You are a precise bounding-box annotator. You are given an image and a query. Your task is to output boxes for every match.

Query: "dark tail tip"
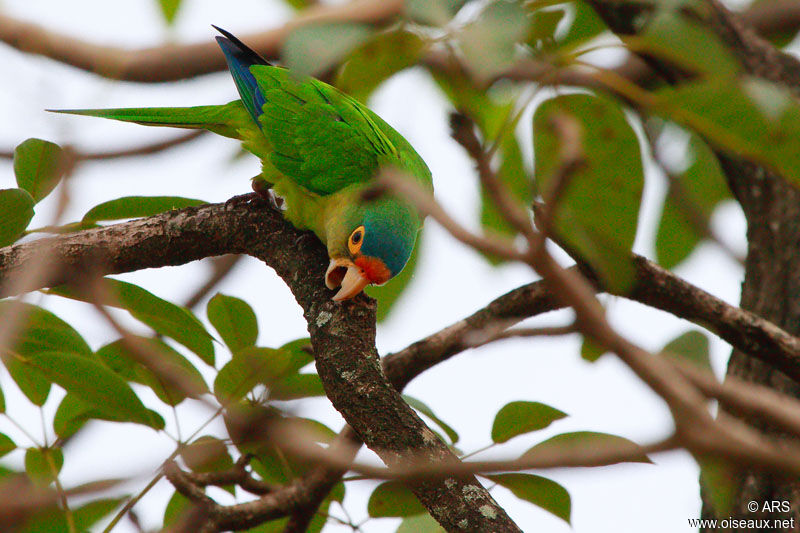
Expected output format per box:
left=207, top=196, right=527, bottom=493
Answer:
left=212, top=25, right=270, bottom=66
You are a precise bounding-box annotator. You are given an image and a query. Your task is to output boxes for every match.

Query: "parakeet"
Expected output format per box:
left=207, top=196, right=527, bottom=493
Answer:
left=53, top=27, right=433, bottom=301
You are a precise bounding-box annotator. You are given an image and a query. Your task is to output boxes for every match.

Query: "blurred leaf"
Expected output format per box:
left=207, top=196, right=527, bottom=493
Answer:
left=404, top=394, right=459, bottom=444
left=163, top=491, right=192, bottom=528
left=284, top=22, right=373, bottom=77
left=245, top=518, right=290, bottom=533
left=28, top=351, right=153, bottom=426
left=487, top=473, right=571, bottom=523
left=0, top=433, right=16, bottom=458
left=0, top=384, right=5, bottom=413
left=397, top=513, right=446, bottom=532
left=480, top=132, right=530, bottom=253
left=268, top=373, right=325, bottom=400
left=654, top=77, right=800, bottom=188
left=158, top=0, right=181, bottom=25
left=368, top=480, right=426, bottom=517
left=54, top=394, right=164, bottom=438
left=97, top=337, right=208, bottom=406
left=19, top=497, right=124, bottom=533
left=81, top=196, right=205, bottom=224
left=534, top=93, right=643, bottom=292
left=207, top=293, right=259, bottom=353
left=526, top=8, right=565, bottom=50
left=558, top=0, right=606, bottom=49
left=50, top=278, right=215, bottom=365
left=181, top=436, right=235, bottom=492
left=337, top=29, right=427, bottom=102
left=655, top=132, right=730, bottom=269
left=0, top=188, right=35, bottom=247
left=492, top=401, right=567, bottom=443
left=0, top=301, right=92, bottom=406
left=367, top=229, right=422, bottom=321
left=638, top=10, right=739, bottom=78
left=25, top=447, right=63, bottom=486
left=459, top=0, right=529, bottom=80
left=13, top=139, right=66, bottom=203
left=214, top=346, right=293, bottom=402
left=659, top=330, right=711, bottom=372
left=524, top=431, right=652, bottom=464
left=405, top=0, right=469, bottom=26
left=432, top=71, right=529, bottom=263
left=699, top=455, right=738, bottom=517
left=580, top=336, right=607, bottom=362
left=283, top=0, right=312, bottom=9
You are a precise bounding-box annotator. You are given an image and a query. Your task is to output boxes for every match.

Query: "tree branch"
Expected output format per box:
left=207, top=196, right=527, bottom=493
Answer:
left=0, top=0, right=403, bottom=82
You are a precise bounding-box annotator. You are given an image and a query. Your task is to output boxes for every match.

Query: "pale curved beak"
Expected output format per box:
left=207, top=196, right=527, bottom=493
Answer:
left=325, top=258, right=370, bottom=301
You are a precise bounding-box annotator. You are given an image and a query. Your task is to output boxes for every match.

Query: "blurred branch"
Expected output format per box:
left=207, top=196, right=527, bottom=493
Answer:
left=183, top=255, right=241, bottom=310
left=0, top=131, right=205, bottom=162
left=0, top=0, right=403, bottom=82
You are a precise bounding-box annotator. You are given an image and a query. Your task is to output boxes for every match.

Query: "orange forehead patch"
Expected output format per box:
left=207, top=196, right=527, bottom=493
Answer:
left=354, top=256, right=391, bottom=285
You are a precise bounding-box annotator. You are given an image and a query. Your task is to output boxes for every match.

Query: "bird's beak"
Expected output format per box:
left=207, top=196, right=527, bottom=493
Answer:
left=325, top=258, right=370, bottom=301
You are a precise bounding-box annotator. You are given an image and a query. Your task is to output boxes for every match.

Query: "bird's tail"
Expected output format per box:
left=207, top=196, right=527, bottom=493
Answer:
left=48, top=101, right=251, bottom=140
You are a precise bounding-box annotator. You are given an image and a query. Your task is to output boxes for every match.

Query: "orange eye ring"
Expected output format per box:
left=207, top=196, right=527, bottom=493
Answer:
left=348, top=225, right=365, bottom=255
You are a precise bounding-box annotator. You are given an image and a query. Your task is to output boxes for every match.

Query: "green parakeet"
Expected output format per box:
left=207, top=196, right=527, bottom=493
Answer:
left=53, top=27, right=433, bottom=301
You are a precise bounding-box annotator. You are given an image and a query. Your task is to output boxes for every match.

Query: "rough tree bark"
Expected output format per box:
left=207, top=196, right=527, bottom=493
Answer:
left=585, top=0, right=800, bottom=528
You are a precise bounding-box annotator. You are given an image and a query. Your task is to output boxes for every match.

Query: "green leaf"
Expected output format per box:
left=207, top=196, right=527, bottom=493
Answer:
left=659, top=330, right=711, bottom=372
left=81, top=195, right=205, bottom=223
left=487, top=473, right=571, bottom=524
left=403, top=395, right=459, bottom=444
left=638, top=10, right=740, bottom=78
left=0, top=188, right=35, bottom=247
left=27, top=351, right=154, bottom=426
left=336, top=29, right=426, bottom=102
left=698, top=455, right=738, bottom=518
left=655, top=131, right=730, bottom=269
left=158, top=0, right=181, bottom=25
left=0, top=301, right=92, bottom=406
left=432, top=70, right=530, bottom=263
left=97, top=337, right=208, bottom=406
left=368, top=480, right=425, bottom=517
left=181, top=436, right=235, bottom=493
left=534, top=93, right=644, bottom=292
left=557, top=0, right=606, bottom=49
left=405, top=0, right=469, bottom=26
left=459, top=0, right=530, bottom=80
left=397, top=513, right=446, bottom=533
left=284, top=22, right=373, bottom=77
left=367, top=229, right=423, bottom=321
left=50, top=278, right=215, bottom=365
left=492, top=401, right=567, bottom=443
left=524, top=431, right=652, bottom=464
left=163, top=491, right=192, bottom=528
left=283, top=0, right=312, bottom=9
left=580, top=336, right=606, bottom=363
left=653, top=77, right=800, bottom=188
left=0, top=383, right=5, bottom=413
left=0, top=432, right=16, bottom=458
left=25, top=447, right=63, bottom=486
left=214, top=347, right=292, bottom=402
left=268, top=373, right=325, bottom=400
left=526, top=8, right=566, bottom=50
left=207, top=293, right=259, bottom=353
left=19, top=497, right=125, bottom=533
left=54, top=394, right=164, bottom=438
left=13, top=139, right=66, bottom=203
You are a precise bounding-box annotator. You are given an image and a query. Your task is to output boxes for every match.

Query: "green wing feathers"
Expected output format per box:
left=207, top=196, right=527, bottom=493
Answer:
left=49, top=101, right=252, bottom=140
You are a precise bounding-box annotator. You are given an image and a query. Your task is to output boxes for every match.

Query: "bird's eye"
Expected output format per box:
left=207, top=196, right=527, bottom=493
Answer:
left=348, top=225, right=365, bottom=255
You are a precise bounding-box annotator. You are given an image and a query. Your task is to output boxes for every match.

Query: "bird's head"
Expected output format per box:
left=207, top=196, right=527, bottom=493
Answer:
left=325, top=199, right=419, bottom=301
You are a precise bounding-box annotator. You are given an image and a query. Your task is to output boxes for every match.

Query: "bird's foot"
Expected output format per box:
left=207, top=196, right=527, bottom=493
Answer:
left=252, top=179, right=285, bottom=212
left=224, top=192, right=261, bottom=210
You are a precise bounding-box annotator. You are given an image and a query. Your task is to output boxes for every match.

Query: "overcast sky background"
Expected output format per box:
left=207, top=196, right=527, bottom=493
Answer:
left=0, top=1, right=751, bottom=531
